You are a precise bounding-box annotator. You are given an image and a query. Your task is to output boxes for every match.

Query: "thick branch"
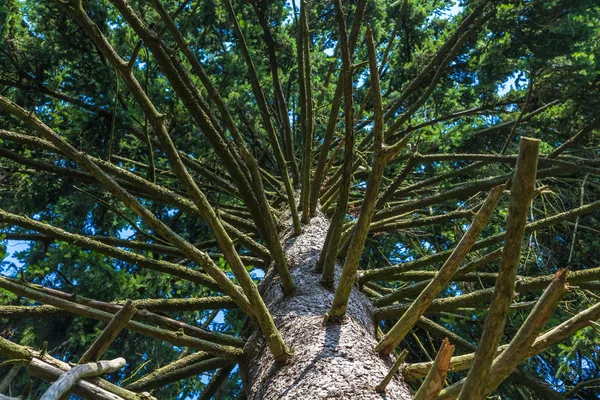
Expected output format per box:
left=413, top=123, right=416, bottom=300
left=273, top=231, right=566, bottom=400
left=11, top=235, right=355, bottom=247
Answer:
left=40, top=358, right=126, bottom=400
left=0, top=337, right=150, bottom=400
left=459, top=137, right=540, bottom=400
left=78, top=300, right=137, bottom=363
left=126, top=351, right=233, bottom=392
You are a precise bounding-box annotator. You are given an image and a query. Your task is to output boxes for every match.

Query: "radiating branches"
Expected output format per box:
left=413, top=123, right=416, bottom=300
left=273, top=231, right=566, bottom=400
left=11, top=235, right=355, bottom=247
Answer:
left=328, top=27, right=398, bottom=319
left=251, top=0, right=300, bottom=185
left=0, top=0, right=597, bottom=397
left=0, top=191, right=221, bottom=293
left=146, top=0, right=289, bottom=266
left=362, top=194, right=600, bottom=285
left=51, top=0, right=294, bottom=361
left=308, top=0, right=368, bottom=217
left=0, top=92, right=289, bottom=360
left=404, top=298, right=600, bottom=385
left=459, top=137, right=540, bottom=400
left=223, top=0, right=301, bottom=236
left=374, top=184, right=505, bottom=354
left=68, top=0, right=278, bottom=273
left=0, top=281, right=239, bottom=345
left=312, top=4, right=495, bottom=226
left=317, top=0, right=355, bottom=289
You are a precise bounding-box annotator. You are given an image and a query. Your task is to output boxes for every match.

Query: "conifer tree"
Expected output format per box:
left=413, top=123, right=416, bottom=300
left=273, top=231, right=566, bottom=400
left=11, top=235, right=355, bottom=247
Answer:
left=0, top=0, right=599, bottom=398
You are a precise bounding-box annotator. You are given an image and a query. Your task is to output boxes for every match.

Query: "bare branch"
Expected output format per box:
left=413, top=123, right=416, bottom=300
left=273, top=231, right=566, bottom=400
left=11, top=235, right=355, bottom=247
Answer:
left=79, top=300, right=137, bottom=364
left=375, top=348, right=408, bottom=393
left=126, top=351, right=234, bottom=392
left=413, top=338, right=455, bottom=400
left=328, top=26, right=390, bottom=318
left=40, top=358, right=126, bottom=400
left=459, top=138, right=540, bottom=400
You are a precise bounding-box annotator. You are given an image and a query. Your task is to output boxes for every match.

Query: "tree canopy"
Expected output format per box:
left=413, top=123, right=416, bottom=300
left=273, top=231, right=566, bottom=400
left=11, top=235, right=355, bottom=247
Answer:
left=0, top=0, right=599, bottom=399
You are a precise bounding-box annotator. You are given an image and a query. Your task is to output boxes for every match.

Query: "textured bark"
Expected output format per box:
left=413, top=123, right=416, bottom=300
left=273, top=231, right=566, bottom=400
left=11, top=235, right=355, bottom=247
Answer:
left=243, top=210, right=412, bottom=399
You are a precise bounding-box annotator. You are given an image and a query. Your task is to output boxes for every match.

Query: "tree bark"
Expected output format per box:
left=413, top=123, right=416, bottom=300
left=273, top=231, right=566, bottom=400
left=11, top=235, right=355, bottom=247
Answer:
left=243, top=210, right=412, bottom=399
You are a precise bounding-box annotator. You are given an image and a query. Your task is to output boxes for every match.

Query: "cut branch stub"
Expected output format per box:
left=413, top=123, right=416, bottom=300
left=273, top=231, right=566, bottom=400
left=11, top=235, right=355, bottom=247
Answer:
left=413, top=338, right=455, bottom=400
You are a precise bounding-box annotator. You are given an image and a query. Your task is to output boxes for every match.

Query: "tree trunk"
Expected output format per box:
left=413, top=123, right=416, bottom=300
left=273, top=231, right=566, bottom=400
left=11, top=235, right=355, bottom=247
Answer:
left=243, top=209, right=412, bottom=399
